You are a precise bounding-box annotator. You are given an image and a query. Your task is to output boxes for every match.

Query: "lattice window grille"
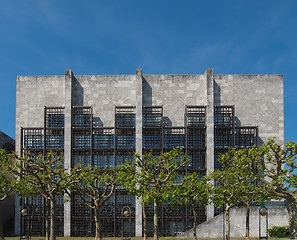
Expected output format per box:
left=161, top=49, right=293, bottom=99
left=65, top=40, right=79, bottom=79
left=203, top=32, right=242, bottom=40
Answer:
left=116, top=151, right=134, bottom=166
left=93, top=154, right=115, bottom=169
left=186, top=106, right=206, bottom=127
left=93, top=135, right=114, bottom=149
left=116, top=195, right=135, bottom=216
left=72, top=151, right=91, bottom=167
left=235, top=127, right=257, bottom=148
left=46, top=108, right=64, bottom=128
left=46, top=135, right=64, bottom=149
left=73, top=107, right=92, bottom=128
left=116, top=135, right=135, bottom=149
left=24, top=133, right=44, bottom=149
left=73, top=135, right=91, bottom=149
left=214, top=106, right=234, bottom=127
left=100, top=196, right=115, bottom=216
left=214, top=129, right=233, bottom=148
left=143, top=135, right=162, bottom=148
left=163, top=128, right=185, bottom=149
left=187, top=151, right=206, bottom=170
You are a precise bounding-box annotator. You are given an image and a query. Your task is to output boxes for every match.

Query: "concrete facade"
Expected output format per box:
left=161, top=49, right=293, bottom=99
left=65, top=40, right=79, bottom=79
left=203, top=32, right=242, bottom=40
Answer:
left=15, top=69, right=284, bottom=237
left=0, top=131, right=15, bottom=152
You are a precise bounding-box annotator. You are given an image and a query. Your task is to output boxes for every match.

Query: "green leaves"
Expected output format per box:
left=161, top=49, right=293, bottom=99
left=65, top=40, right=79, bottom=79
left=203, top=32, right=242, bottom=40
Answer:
left=119, top=148, right=188, bottom=204
left=209, top=146, right=269, bottom=209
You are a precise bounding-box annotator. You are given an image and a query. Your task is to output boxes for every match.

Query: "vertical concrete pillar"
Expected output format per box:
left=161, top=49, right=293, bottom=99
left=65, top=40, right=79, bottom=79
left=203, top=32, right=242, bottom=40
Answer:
left=64, top=70, right=73, bottom=236
left=135, top=69, right=143, bottom=236
left=205, top=69, right=215, bottom=221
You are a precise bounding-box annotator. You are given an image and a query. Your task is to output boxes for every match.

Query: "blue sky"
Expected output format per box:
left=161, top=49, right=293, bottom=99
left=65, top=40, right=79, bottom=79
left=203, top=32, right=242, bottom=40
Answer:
left=0, top=0, right=296, bottom=142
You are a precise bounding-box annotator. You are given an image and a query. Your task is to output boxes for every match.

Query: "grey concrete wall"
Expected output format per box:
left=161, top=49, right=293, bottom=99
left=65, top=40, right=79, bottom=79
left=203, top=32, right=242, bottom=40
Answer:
left=182, top=206, right=288, bottom=238
left=214, top=74, right=284, bottom=143
left=15, top=75, right=66, bottom=153
left=205, top=69, right=215, bottom=220
left=74, top=75, right=136, bottom=127
left=143, top=74, right=207, bottom=126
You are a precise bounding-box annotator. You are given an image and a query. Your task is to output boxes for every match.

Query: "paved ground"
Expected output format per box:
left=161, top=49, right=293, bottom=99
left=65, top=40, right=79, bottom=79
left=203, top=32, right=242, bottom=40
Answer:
left=2, top=237, right=293, bottom=240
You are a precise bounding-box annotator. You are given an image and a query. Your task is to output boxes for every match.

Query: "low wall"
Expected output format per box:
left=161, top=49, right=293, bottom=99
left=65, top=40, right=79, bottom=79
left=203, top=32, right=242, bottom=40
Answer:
left=182, top=206, right=288, bottom=238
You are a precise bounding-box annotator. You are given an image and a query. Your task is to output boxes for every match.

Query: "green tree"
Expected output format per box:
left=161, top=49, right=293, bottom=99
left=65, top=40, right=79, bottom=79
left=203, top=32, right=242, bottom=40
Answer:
left=217, top=147, right=270, bottom=240
left=258, top=138, right=297, bottom=239
left=119, top=148, right=188, bottom=240
left=0, top=149, right=15, bottom=240
left=70, top=166, right=117, bottom=240
left=210, top=162, right=244, bottom=240
left=3, top=152, right=77, bottom=240
left=175, top=173, right=210, bottom=240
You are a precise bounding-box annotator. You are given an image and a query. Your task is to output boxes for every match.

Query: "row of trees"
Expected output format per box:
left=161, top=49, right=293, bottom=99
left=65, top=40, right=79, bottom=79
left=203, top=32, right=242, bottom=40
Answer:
left=0, top=138, right=297, bottom=240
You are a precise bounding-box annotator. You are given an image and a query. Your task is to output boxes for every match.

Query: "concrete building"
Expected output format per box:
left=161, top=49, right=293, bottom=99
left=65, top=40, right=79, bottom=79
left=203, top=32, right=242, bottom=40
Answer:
left=0, top=131, right=15, bottom=152
left=0, top=131, right=15, bottom=236
left=15, top=69, right=284, bottom=237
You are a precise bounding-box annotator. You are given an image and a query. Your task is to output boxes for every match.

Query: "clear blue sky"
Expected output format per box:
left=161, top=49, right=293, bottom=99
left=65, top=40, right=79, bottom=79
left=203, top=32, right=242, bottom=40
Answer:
left=0, top=0, right=296, bottom=142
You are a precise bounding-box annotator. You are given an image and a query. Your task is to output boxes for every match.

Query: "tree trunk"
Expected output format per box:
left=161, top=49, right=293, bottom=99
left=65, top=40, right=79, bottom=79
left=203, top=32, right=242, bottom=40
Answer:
left=143, top=203, right=147, bottom=240
left=287, top=195, right=297, bottom=239
left=50, top=198, right=56, bottom=240
left=192, top=202, right=198, bottom=240
left=45, top=199, right=50, bottom=240
left=153, top=200, right=158, bottom=240
left=94, top=206, right=102, bottom=240
left=245, top=204, right=250, bottom=240
left=0, top=204, right=4, bottom=240
left=225, top=205, right=230, bottom=240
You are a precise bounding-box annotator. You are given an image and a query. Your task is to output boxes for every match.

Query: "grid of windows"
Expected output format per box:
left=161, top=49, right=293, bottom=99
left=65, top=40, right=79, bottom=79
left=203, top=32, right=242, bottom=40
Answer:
left=116, top=150, right=134, bottom=166
left=72, top=151, right=91, bottom=167
left=214, top=106, right=234, bottom=127
left=23, top=129, right=44, bottom=149
left=143, top=107, right=163, bottom=127
left=163, top=128, right=185, bottom=149
left=73, top=107, right=92, bottom=128
left=187, top=150, right=205, bottom=170
left=115, top=107, right=136, bottom=128
left=163, top=200, right=186, bottom=216
left=93, top=128, right=114, bottom=148
left=116, top=128, right=135, bottom=149
left=143, top=134, right=162, bottom=148
left=24, top=134, right=44, bottom=149
left=100, top=196, right=115, bottom=216
left=186, top=106, right=206, bottom=127
left=46, top=134, right=64, bottom=149
left=21, top=104, right=259, bottom=237
left=46, top=107, right=65, bottom=128
left=22, top=196, right=44, bottom=236
left=93, top=151, right=114, bottom=169
left=235, top=127, right=257, bottom=148
left=214, top=128, right=234, bottom=148
left=187, top=128, right=205, bottom=148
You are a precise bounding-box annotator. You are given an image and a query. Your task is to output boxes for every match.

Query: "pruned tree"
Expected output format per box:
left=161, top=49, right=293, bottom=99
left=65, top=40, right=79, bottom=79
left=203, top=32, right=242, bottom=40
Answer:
left=258, top=138, right=297, bottom=238
left=121, top=148, right=188, bottom=240
left=3, top=152, right=78, bottom=240
left=216, top=147, right=270, bottom=240
left=209, top=162, right=244, bottom=240
left=0, top=149, right=15, bottom=240
left=70, top=166, right=117, bottom=240
left=174, top=173, right=210, bottom=240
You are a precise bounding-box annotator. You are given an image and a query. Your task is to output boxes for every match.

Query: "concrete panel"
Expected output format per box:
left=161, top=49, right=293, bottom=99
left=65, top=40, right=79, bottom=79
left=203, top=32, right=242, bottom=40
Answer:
left=214, top=74, right=284, bottom=143
left=143, top=74, right=206, bottom=126
left=183, top=206, right=289, bottom=238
